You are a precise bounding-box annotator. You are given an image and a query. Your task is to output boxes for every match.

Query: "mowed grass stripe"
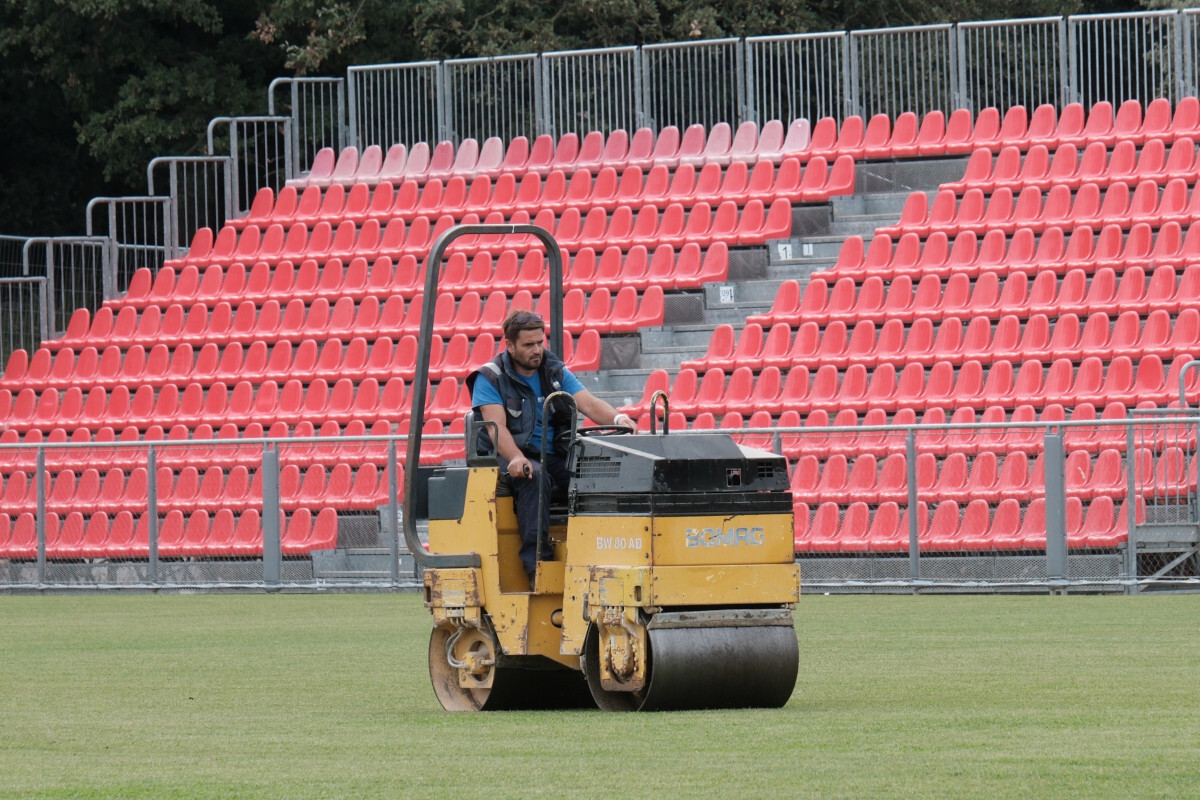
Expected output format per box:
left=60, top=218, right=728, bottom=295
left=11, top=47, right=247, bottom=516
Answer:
left=1, top=594, right=1197, bottom=799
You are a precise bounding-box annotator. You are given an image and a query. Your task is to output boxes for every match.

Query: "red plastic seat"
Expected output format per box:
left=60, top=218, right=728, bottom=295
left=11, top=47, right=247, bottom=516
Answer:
left=925, top=499, right=963, bottom=550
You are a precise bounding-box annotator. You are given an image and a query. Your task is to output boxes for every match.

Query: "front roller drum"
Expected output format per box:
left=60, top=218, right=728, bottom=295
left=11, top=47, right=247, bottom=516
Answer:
left=429, top=622, right=594, bottom=711
left=583, top=609, right=799, bottom=712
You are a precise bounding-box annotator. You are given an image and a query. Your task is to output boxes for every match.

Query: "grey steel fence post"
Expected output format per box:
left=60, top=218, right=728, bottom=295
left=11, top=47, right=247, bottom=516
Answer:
left=1058, top=17, right=1071, bottom=106
left=844, top=33, right=858, bottom=117
left=262, top=444, right=282, bottom=587
left=147, top=445, right=159, bottom=584
left=1044, top=430, right=1067, bottom=582
left=905, top=429, right=920, bottom=581
left=954, top=24, right=970, bottom=110
left=387, top=437, right=401, bottom=585
left=1173, top=10, right=1185, bottom=103
left=35, top=447, right=46, bottom=586
left=335, top=78, right=349, bottom=154
left=538, top=55, right=552, bottom=137
left=282, top=117, right=296, bottom=190
left=639, top=47, right=654, bottom=129
left=1185, top=11, right=1199, bottom=97
left=735, top=38, right=749, bottom=124
left=633, top=49, right=646, bottom=130
left=436, top=62, right=452, bottom=143
left=947, top=25, right=961, bottom=116
left=166, top=161, right=182, bottom=256
left=227, top=121, right=242, bottom=217
left=347, top=69, right=360, bottom=153
left=1124, top=422, right=1138, bottom=593
left=744, top=40, right=757, bottom=124
left=1066, top=17, right=1081, bottom=104
left=289, top=78, right=303, bottom=172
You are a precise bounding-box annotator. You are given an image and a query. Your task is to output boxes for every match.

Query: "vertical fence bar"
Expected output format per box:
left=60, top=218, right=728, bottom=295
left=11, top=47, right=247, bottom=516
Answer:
left=262, top=444, right=281, bottom=587
left=36, top=447, right=46, bottom=586
left=1183, top=10, right=1199, bottom=97
left=147, top=445, right=159, bottom=584
left=388, top=438, right=401, bottom=585
left=1125, top=423, right=1138, bottom=592
left=905, top=429, right=920, bottom=582
left=1044, top=430, right=1067, bottom=581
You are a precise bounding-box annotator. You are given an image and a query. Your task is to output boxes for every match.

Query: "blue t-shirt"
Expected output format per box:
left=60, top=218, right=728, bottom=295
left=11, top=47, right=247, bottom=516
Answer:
left=471, top=367, right=585, bottom=452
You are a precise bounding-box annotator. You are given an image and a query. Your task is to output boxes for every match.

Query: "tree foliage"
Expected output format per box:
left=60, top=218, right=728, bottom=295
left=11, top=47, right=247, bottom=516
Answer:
left=0, top=0, right=1145, bottom=236
left=0, top=0, right=279, bottom=235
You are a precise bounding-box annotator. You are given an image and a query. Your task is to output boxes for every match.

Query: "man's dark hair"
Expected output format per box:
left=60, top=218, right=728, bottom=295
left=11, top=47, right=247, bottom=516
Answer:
left=502, top=309, right=544, bottom=343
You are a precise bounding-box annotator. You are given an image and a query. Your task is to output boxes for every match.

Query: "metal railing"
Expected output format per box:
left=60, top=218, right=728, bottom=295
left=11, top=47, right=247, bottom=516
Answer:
left=85, top=196, right=174, bottom=295
left=0, top=277, right=48, bottom=367
left=849, top=24, right=957, bottom=119
left=957, top=17, right=1068, bottom=114
left=0, top=235, right=30, bottom=278
left=444, top=53, right=542, bottom=145
left=146, top=155, right=234, bottom=256
left=1069, top=11, right=1183, bottom=111
left=746, top=32, right=849, bottom=126
left=542, top=46, right=643, bottom=138
left=206, top=116, right=292, bottom=219
left=268, top=76, right=346, bottom=178
left=279, top=9, right=1200, bottom=155
left=1, top=416, right=1197, bottom=592
left=346, top=61, right=443, bottom=150
left=20, top=237, right=110, bottom=338
left=641, top=37, right=745, bottom=131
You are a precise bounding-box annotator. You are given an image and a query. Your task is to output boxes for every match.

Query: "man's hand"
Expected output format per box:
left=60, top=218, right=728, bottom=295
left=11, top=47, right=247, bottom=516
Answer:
left=613, top=412, right=636, bottom=431
left=507, top=454, right=533, bottom=479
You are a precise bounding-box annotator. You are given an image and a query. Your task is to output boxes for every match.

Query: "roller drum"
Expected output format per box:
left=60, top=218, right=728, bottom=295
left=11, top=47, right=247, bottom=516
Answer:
left=584, top=609, right=799, bottom=711
left=429, top=624, right=594, bottom=711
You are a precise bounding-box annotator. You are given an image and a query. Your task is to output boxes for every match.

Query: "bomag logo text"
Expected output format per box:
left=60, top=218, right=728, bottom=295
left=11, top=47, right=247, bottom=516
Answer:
left=685, top=527, right=765, bottom=548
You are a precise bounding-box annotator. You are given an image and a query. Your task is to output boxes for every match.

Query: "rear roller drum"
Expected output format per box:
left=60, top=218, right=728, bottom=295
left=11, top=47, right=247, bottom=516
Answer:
left=429, top=623, right=500, bottom=711
left=429, top=623, right=595, bottom=711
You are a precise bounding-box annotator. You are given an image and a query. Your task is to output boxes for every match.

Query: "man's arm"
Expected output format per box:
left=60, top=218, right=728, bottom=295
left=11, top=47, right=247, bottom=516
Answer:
left=573, top=389, right=635, bottom=430
left=477, top=403, right=535, bottom=478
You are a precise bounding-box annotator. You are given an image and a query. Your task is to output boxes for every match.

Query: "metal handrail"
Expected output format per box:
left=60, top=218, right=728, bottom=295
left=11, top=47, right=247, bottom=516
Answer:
left=1178, top=358, right=1200, bottom=408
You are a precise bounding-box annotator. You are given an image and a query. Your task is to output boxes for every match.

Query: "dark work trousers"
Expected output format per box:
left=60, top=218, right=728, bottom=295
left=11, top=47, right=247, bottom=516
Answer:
left=499, top=450, right=571, bottom=580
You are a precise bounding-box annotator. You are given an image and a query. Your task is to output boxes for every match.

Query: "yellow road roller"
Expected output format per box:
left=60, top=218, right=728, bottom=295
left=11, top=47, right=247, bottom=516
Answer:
left=402, top=224, right=801, bottom=711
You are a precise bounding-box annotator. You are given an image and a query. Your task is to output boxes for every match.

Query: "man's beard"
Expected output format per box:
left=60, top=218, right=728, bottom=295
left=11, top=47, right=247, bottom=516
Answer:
left=512, top=351, right=542, bottom=371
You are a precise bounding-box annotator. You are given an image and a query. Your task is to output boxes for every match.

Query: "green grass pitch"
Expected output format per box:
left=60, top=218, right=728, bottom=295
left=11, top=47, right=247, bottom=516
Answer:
left=2, top=593, right=1198, bottom=799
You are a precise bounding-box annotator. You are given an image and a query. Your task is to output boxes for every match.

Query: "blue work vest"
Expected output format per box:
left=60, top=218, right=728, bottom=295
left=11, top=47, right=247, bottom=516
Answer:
left=466, top=349, right=574, bottom=458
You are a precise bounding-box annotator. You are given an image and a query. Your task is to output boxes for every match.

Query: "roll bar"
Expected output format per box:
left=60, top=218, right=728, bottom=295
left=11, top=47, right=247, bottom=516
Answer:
left=403, top=224, right=564, bottom=569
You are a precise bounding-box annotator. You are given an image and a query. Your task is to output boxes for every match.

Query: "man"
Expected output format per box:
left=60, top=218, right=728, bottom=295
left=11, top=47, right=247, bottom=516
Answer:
left=467, top=309, right=635, bottom=586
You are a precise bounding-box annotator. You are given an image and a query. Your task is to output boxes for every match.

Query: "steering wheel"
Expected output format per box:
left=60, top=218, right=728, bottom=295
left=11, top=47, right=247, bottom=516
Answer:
left=576, top=424, right=634, bottom=437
